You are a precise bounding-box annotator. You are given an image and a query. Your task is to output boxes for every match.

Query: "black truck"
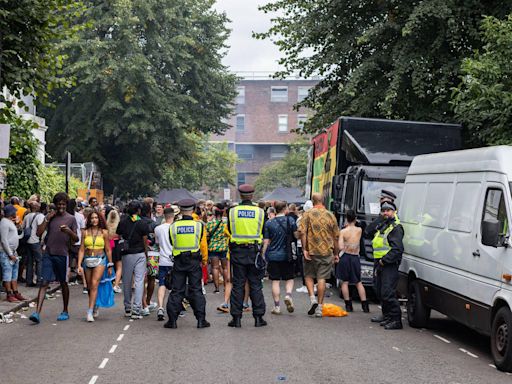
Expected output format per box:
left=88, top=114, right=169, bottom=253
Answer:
left=306, top=116, right=462, bottom=288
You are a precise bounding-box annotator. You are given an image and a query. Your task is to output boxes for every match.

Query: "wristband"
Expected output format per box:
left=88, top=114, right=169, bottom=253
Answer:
left=107, top=262, right=114, bottom=267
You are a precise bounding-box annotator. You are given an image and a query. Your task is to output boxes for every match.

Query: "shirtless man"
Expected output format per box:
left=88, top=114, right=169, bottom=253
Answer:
left=337, top=210, right=370, bottom=313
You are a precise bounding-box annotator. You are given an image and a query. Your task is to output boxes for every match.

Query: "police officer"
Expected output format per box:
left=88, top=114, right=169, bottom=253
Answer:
left=226, top=184, right=267, bottom=328
left=367, top=200, right=404, bottom=329
left=164, top=199, right=210, bottom=329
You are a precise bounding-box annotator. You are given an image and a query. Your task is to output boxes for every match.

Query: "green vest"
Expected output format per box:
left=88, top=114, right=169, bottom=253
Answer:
left=228, top=205, right=264, bottom=244
left=372, top=216, right=401, bottom=260
left=169, top=220, right=202, bottom=256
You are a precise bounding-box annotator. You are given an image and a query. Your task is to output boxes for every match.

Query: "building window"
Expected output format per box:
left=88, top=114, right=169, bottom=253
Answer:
left=270, top=146, right=288, bottom=160
left=236, top=145, right=253, bottom=160
left=236, top=86, right=245, bottom=104
left=278, top=115, right=288, bottom=132
left=236, top=115, right=245, bottom=132
left=237, top=173, right=246, bottom=186
left=297, top=114, right=308, bottom=130
left=298, top=86, right=311, bottom=102
left=271, top=86, right=288, bottom=102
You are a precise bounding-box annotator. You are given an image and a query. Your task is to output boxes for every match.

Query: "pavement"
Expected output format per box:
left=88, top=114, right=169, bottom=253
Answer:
left=0, top=282, right=61, bottom=316
left=0, top=280, right=511, bottom=384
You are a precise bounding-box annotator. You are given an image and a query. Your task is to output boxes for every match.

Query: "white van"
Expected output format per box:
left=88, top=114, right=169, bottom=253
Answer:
left=398, top=146, right=512, bottom=371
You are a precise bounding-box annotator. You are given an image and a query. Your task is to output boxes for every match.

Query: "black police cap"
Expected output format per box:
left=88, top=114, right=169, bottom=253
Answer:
left=238, top=184, right=255, bottom=194
left=177, top=199, right=196, bottom=210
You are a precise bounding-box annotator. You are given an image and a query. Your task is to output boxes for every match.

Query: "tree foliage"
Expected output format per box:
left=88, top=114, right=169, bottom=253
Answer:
left=254, top=139, right=309, bottom=197
left=452, top=14, right=512, bottom=146
left=160, top=133, right=238, bottom=194
left=256, top=1, right=512, bottom=133
left=0, top=106, right=40, bottom=198
left=37, top=164, right=86, bottom=202
left=0, top=0, right=86, bottom=103
left=42, top=0, right=237, bottom=195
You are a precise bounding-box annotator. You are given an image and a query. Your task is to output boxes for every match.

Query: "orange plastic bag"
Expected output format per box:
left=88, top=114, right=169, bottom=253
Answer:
left=322, top=303, right=348, bottom=317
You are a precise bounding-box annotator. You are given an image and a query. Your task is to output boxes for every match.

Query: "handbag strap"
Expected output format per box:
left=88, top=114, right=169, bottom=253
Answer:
left=125, top=220, right=138, bottom=242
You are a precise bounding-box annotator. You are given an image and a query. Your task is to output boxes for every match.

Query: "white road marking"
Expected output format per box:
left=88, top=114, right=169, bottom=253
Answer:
left=458, top=348, right=478, bottom=358
left=123, top=325, right=130, bottom=331
left=98, top=358, right=109, bottom=369
left=129, top=319, right=134, bottom=322
left=109, top=345, right=117, bottom=354
left=88, top=375, right=98, bottom=384
left=489, top=364, right=496, bottom=369
left=433, top=334, right=451, bottom=344
left=392, top=346, right=401, bottom=352
left=117, top=334, right=124, bottom=341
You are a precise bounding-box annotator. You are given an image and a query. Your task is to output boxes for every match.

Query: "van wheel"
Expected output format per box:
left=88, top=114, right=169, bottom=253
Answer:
left=407, top=280, right=430, bottom=328
left=491, top=307, right=512, bottom=372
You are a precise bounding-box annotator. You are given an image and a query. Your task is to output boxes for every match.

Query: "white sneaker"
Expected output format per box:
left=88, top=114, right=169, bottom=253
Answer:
left=271, top=306, right=281, bottom=315
left=295, top=286, right=308, bottom=293
left=284, top=296, right=295, bottom=313
left=141, top=307, right=150, bottom=316
left=86, top=312, right=94, bottom=322
left=113, top=285, right=122, bottom=294
left=315, top=304, right=323, bottom=318
left=148, top=302, right=158, bottom=312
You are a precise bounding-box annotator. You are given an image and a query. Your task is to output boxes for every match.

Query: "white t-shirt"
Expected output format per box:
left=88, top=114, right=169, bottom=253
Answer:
left=23, top=212, right=45, bottom=244
left=74, top=212, right=86, bottom=246
left=155, top=223, right=173, bottom=267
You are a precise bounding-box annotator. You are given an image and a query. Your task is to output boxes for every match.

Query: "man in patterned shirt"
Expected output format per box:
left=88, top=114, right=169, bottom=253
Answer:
left=206, top=204, right=231, bottom=312
left=298, top=193, right=340, bottom=318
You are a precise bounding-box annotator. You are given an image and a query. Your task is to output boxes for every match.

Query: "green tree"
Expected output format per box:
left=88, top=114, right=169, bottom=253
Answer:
left=0, top=0, right=86, bottom=103
left=256, top=1, right=512, bottom=133
left=0, top=106, right=40, bottom=198
left=254, top=139, right=309, bottom=197
left=452, top=14, right=512, bottom=146
left=160, top=133, right=238, bottom=195
left=37, top=164, right=86, bottom=202
left=42, top=0, right=237, bottom=195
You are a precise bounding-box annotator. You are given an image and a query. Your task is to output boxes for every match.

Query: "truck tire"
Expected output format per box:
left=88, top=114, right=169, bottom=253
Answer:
left=407, top=280, right=430, bottom=328
left=491, top=307, right=512, bottom=372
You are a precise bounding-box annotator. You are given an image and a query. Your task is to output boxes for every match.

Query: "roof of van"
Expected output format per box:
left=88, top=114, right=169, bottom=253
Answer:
left=408, top=146, right=512, bottom=176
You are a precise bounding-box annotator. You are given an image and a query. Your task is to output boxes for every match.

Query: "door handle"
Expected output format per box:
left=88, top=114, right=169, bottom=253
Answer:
left=472, top=250, right=480, bottom=257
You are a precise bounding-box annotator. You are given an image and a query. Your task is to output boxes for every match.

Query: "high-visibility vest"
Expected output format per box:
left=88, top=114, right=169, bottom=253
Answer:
left=169, top=220, right=202, bottom=256
left=372, top=216, right=401, bottom=260
left=228, top=205, right=264, bottom=244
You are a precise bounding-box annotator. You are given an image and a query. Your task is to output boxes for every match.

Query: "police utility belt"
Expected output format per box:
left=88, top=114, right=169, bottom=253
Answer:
left=175, top=251, right=201, bottom=257
left=230, top=241, right=260, bottom=250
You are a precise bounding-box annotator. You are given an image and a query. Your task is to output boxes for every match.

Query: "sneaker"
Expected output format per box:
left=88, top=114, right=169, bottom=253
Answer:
left=131, top=311, right=143, bottom=320
left=86, top=311, right=94, bottom=322
left=308, top=301, right=318, bottom=316
left=6, top=294, right=19, bottom=303
left=271, top=306, right=281, bottom=315
left=29, top=312, right=40, bottom=324
left=113, top=285, right=122, bottom=294
left=82, top=288, right=88, bottom=294
left=148, top=302, right=158, bottom=312
left=213, top=289, right=220, bottom=294
left=57, top=312, right=70, bottom=321
left=179, top=310, right=186, bottom=318
left=157, top=307, right=165, bottom=321
left=124, top=309, right=132, bottom=317
left=141, top=307, right=150, bottom=316
left=93, top=306, right=99, bottom=317
left=284, top=296, right=295, bottom=313
left=217, top=303, right=229, bottom=313
left=314, top=304, right=323, bottom=318
left=45, top=293, right=56, bottom=300
left=15, top=292, right=27, bottom=301
left=295, top=286, right=308, bottom=293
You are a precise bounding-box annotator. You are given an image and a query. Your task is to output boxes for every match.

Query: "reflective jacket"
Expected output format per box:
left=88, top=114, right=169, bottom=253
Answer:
left=228, top=205, right=264, bottom=245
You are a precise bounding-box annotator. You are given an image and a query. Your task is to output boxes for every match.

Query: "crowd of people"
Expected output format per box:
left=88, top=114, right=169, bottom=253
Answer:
left=0, top=184, right=404, bottom=330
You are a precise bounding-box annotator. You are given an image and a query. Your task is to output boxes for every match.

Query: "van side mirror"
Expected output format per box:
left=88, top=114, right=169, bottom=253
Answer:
left=482, top=220, right=500, bottom=247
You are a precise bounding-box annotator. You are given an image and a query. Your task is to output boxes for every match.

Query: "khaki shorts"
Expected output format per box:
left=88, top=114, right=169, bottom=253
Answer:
left=304, top=254, right=333, bottom=280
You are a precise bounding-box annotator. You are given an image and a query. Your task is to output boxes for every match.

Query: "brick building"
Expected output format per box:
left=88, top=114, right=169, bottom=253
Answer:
left=210, top=76, right=319, bottom=199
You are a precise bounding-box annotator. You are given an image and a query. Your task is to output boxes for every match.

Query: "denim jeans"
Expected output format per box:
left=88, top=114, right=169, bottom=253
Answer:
left=25, top=243, right=43, bottom=284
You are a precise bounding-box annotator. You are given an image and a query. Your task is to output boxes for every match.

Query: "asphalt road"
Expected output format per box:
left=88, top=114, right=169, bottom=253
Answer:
left=1, top=280, right=511, bottom=384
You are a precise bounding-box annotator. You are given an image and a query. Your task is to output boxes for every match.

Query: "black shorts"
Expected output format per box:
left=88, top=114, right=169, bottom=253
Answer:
left=267, top=260, right=295, bottom=281
left=112, top=240, right=122, bottom=263
left=336, top=253, right=361, bottom=284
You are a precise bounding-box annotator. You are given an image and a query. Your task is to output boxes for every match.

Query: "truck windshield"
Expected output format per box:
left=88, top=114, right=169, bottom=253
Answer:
left=358, top=180, right=403, bottom=215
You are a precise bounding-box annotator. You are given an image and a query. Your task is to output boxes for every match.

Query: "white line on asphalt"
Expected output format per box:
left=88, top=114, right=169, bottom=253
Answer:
left=129, top=319, right=134, bottom=322
left=109, top=345, right=117, bottom=354
left=392, top=346, right=401, bottom=352
left=117, top=334, right=124, bottom=341
left=88, top=376, right=98, bottom=384
left=98, top=358, right=109, bottom=369
left=489, top=364, right=496, bottom=369
left=123, top=325, right=130, bottom=331
left=458, top=348, right=478, bottom=358
left=433, top=334, right=451, bottom=344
